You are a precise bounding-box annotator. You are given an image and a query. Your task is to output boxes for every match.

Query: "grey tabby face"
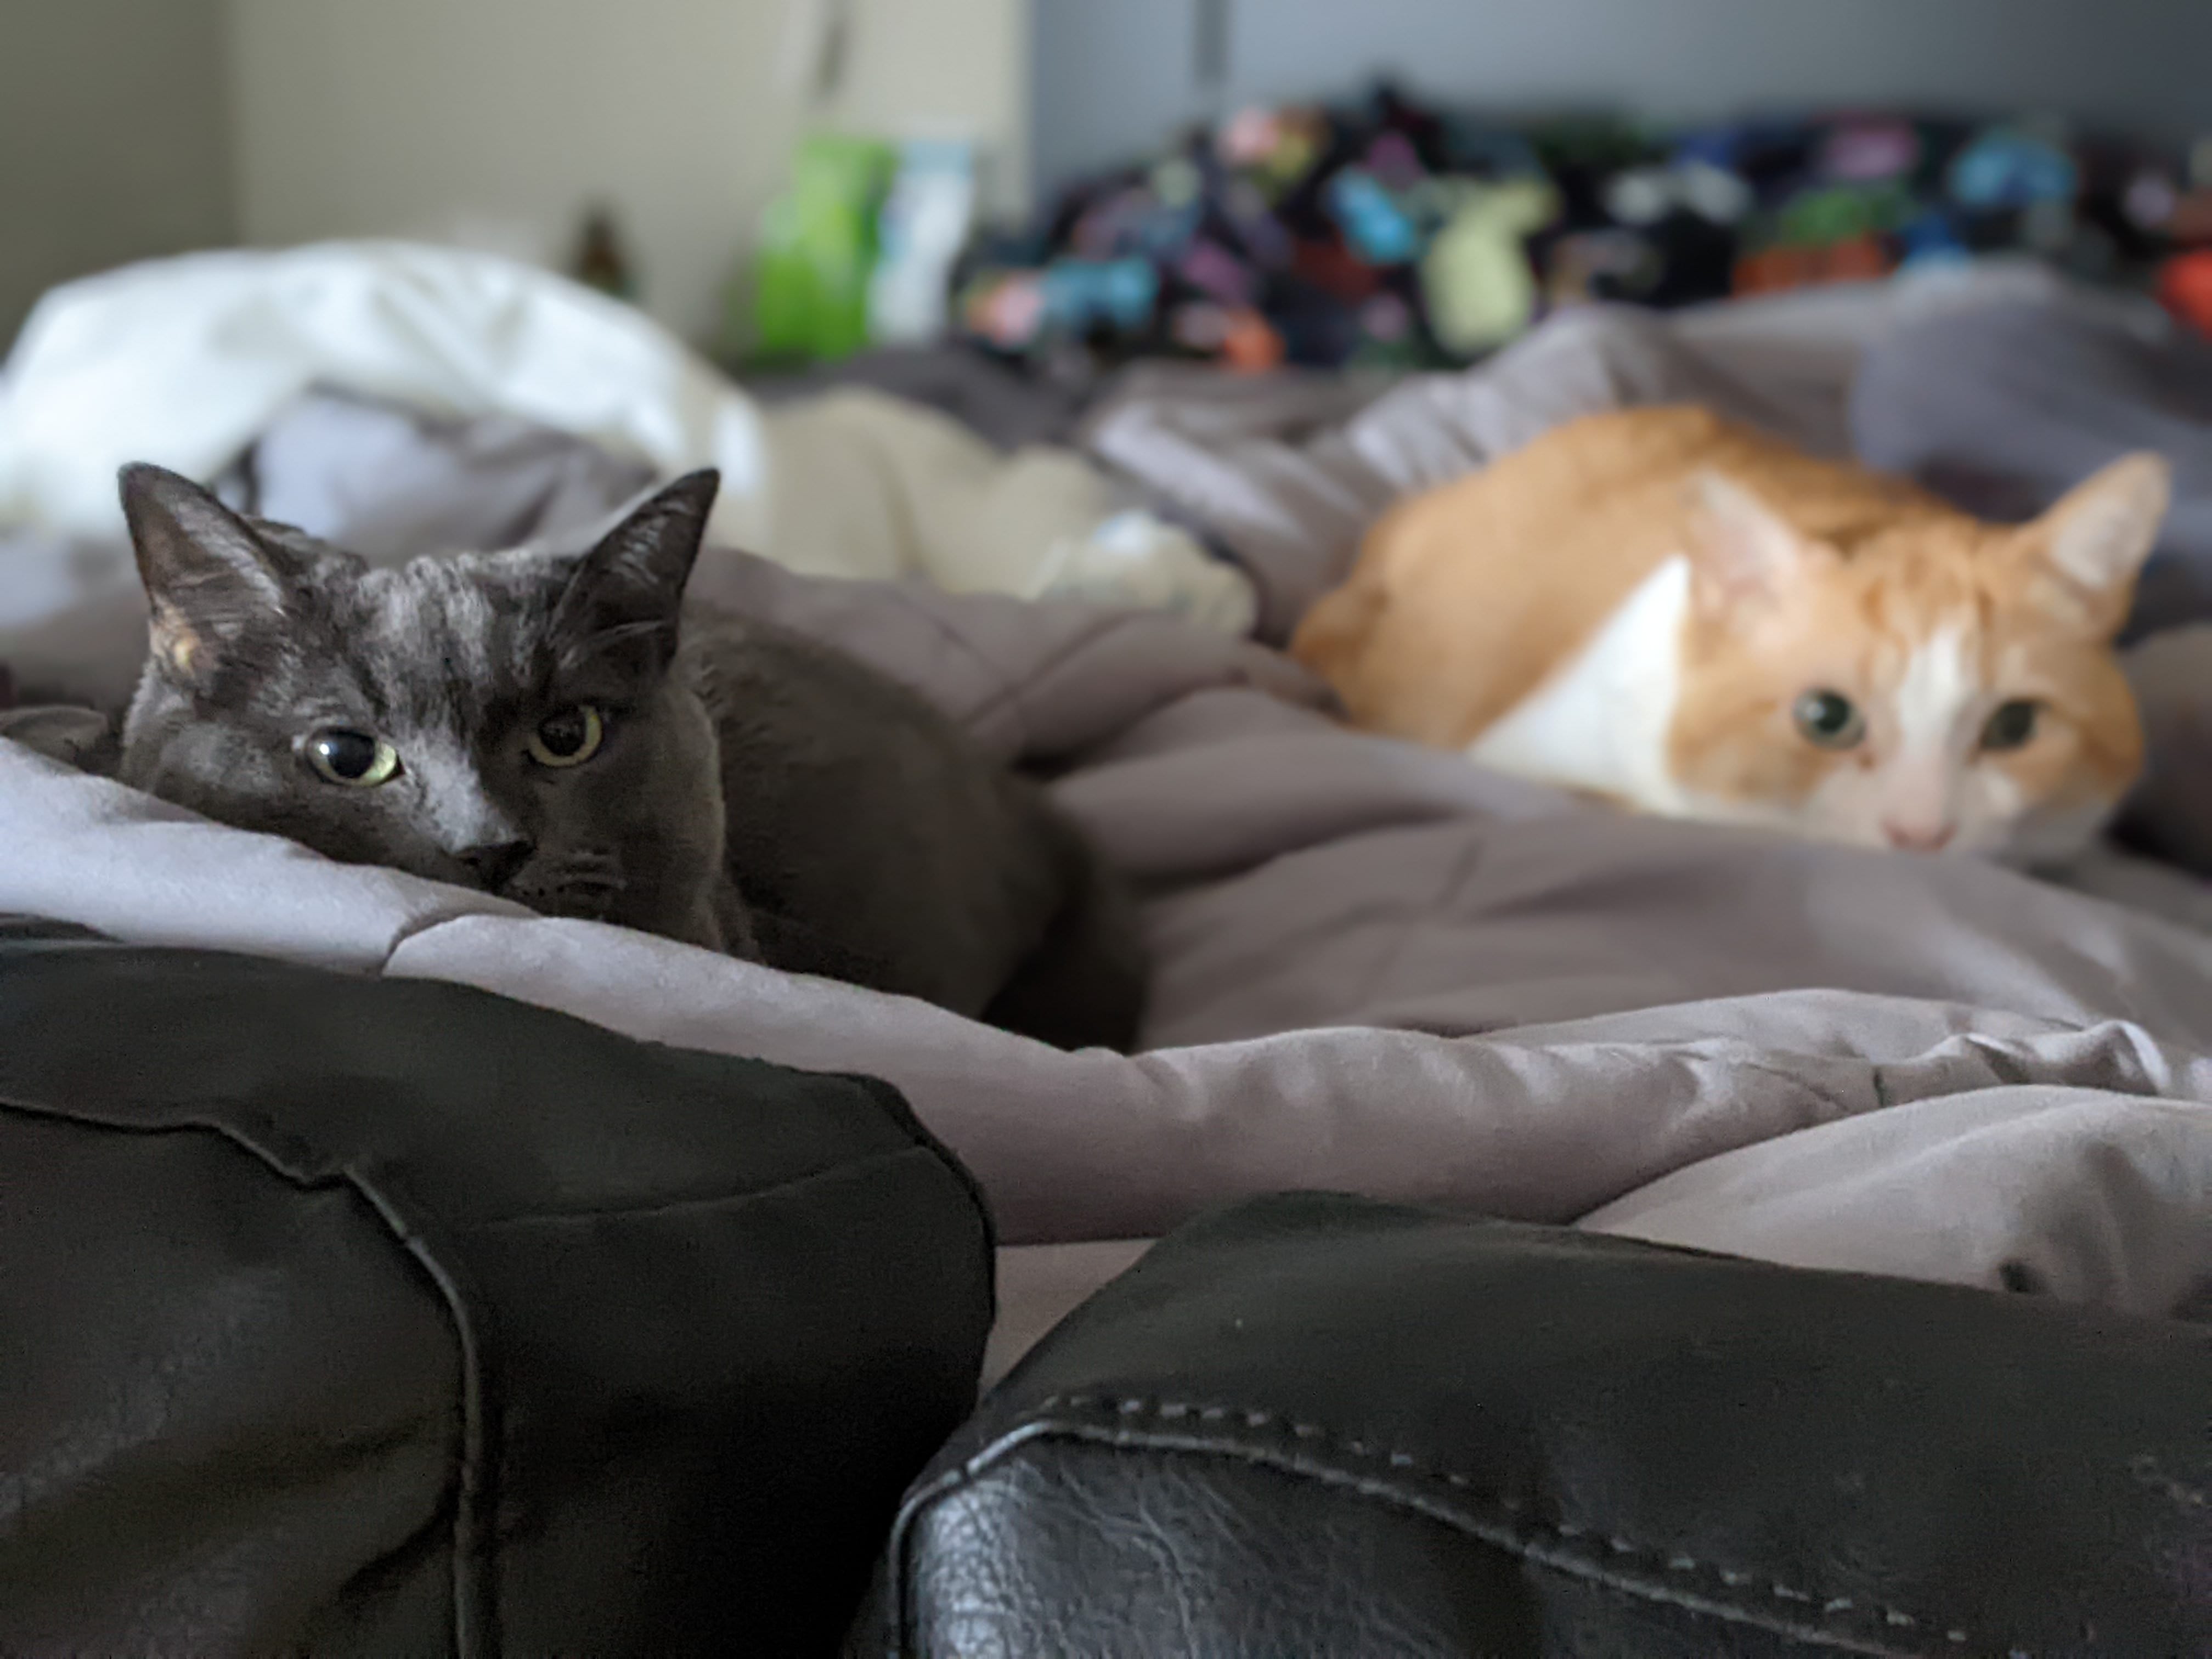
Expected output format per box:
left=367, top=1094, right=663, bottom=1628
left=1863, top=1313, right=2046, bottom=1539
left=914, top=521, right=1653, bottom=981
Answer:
left=116, top=465, right=735, bottom=952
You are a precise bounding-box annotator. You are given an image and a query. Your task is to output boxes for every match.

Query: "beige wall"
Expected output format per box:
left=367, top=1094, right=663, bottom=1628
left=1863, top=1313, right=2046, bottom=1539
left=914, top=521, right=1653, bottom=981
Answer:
left=1, top=0, right=236, bottom=349
left=226, top=0, right=1028, bottom=349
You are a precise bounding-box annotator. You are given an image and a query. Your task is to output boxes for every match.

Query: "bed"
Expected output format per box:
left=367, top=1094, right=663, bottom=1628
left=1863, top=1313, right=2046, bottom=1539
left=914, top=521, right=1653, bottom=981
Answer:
left=3, top=247, right=2212, bottom=1383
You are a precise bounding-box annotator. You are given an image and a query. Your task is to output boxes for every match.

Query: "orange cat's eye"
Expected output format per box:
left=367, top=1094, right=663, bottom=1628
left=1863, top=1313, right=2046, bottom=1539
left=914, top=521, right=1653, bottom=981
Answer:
left=1792, top=689, right=1865, bottom=751
left=1980, top=700, right=2040, bottom=753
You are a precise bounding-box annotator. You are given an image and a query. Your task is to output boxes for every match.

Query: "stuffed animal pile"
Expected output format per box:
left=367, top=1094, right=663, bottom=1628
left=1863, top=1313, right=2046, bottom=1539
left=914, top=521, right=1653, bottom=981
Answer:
left=953, top=85, right=2212, bottom=375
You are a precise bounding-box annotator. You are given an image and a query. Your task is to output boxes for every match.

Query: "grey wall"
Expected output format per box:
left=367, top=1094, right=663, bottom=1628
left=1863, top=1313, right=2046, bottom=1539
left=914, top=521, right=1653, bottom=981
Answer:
left=0, top=0, right=236, bottom=351
left=1034, top=0, right=2212, bottom=198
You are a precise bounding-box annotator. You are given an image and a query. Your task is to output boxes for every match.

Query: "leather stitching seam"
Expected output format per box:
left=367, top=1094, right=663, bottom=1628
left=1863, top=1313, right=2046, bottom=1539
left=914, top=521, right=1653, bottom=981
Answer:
left=1025, top=1393, right=2015, bottom=1656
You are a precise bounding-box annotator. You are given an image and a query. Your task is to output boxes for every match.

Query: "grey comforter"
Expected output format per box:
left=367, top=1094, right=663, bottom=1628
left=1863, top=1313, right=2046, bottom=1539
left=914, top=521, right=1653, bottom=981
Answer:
left=5, top=272, right=2212, bottom=1362
left=8, top=541, right=2212, bottom=1323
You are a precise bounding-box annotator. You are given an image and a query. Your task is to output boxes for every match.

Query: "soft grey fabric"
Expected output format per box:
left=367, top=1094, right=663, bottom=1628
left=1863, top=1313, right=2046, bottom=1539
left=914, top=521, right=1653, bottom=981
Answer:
left=0, top=703, right=112, bottom=771
left=9, top=267, right=2212, bottom=1357
left=8, top=551, right=2212, bottom=1335
left=2120, top=625, right=2212, bottom=875
left=234, top=388, right=656, bottom=562
left=1080, top=271, right=2076, bottom=641
left=1850, top=297, right=2212, bottom=639
left=0, top=391, right=658, bottom=712
left=1081, top=315, right=1689, bottom=641
left=1086, top=271, right=2212, bottom=894
left=0, top=527, right=154, bottom=710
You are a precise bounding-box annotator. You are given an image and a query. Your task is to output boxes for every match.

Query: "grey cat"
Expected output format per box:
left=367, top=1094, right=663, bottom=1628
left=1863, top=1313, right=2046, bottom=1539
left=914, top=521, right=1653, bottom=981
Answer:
left=112, top=464, right=1146, bottom=1051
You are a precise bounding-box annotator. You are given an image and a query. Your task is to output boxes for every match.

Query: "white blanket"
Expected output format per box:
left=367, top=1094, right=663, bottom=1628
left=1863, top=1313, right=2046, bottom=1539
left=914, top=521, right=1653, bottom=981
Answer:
left=0, top=242, right=1254, bottom=634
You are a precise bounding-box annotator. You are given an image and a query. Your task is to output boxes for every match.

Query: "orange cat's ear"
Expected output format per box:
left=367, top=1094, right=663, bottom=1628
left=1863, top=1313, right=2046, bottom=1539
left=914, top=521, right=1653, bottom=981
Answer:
left=2017, top=453, right=2170, bottom=635
left=1682, top=471, right=1818, bottom=618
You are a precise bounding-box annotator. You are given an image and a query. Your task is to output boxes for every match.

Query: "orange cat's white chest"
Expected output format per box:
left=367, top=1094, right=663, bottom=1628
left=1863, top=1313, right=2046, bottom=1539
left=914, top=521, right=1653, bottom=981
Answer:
left=1466, top=556, right=1696, bottom=815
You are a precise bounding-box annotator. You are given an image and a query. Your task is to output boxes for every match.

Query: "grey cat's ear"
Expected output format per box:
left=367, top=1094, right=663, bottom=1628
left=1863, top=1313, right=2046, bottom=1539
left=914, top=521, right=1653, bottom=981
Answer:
left=553, top=470, right=720, bottom=674
left=1682, top=470, right=1823, bottom=617
left=119, top=463, right=298, bottom=684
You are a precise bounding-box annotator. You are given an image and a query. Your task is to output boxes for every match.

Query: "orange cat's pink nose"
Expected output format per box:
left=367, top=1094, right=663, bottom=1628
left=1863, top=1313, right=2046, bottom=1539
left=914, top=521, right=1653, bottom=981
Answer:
left=1883, top=820, right=1955, bottom=853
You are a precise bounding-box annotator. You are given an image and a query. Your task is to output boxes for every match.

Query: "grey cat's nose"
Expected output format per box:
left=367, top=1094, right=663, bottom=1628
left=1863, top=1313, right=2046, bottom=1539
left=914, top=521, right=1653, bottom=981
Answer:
left=459, top=840, right=535, bottom=891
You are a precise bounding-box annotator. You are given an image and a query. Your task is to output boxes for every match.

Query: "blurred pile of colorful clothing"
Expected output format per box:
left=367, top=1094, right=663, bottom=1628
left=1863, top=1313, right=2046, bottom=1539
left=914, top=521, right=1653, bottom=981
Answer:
left=953, top=86, right=2212, bottom=374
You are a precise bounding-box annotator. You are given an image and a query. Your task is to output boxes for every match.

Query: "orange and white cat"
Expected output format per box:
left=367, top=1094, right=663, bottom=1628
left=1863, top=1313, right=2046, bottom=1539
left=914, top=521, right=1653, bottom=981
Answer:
left=1293, top=407, right=2171, bottom=861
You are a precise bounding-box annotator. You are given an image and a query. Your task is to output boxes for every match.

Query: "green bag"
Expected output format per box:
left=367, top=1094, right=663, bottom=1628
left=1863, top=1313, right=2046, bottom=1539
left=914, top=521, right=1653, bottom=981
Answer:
left=750, top=133, right=897, bottom=362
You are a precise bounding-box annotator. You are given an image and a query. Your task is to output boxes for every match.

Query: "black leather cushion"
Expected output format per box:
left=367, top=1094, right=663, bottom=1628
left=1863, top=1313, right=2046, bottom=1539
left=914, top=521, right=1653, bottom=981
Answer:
left=0, top=921, right=994, bottom=1657
left=868, top=1192, right=2212, bottom=1657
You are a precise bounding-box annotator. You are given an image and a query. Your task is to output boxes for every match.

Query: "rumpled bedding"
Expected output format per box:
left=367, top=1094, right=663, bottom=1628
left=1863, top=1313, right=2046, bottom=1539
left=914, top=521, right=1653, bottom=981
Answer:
left=1081, top=257, right=2182, bottom=640
left=6, top=258, right=2212, bottom=1379
left=1084, top=259, right=2212, bottom=879
left=9, top=543, right=2212, bottom=1334
left=1852, top=289, right=2212, bottom=640
left=0, top=241, right=1255, bottom=685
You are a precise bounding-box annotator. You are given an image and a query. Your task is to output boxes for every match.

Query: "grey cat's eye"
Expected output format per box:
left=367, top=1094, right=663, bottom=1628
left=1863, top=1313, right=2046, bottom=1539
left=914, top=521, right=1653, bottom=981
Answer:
left=527, top=705, right=605, bottom=769
left=303, top=727, right=402, bottom=787
left=1980, top=699, right=2040, bottom=752
left=1792, top=689, right=1865, bottom=750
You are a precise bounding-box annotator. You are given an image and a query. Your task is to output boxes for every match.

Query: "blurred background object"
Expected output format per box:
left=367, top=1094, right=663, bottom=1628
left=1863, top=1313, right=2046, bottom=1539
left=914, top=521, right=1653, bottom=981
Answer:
left=3, top=0, right=1025, bottom=353
left=8, top=0, right=2212, bottom=370
left=1030, top=0, right=2212, bottom=198
left=572, top=205, right=640, bottom=302
left=748, top=134, right=899, bottom=362
left=981, top=0, right=2212, bottom=379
